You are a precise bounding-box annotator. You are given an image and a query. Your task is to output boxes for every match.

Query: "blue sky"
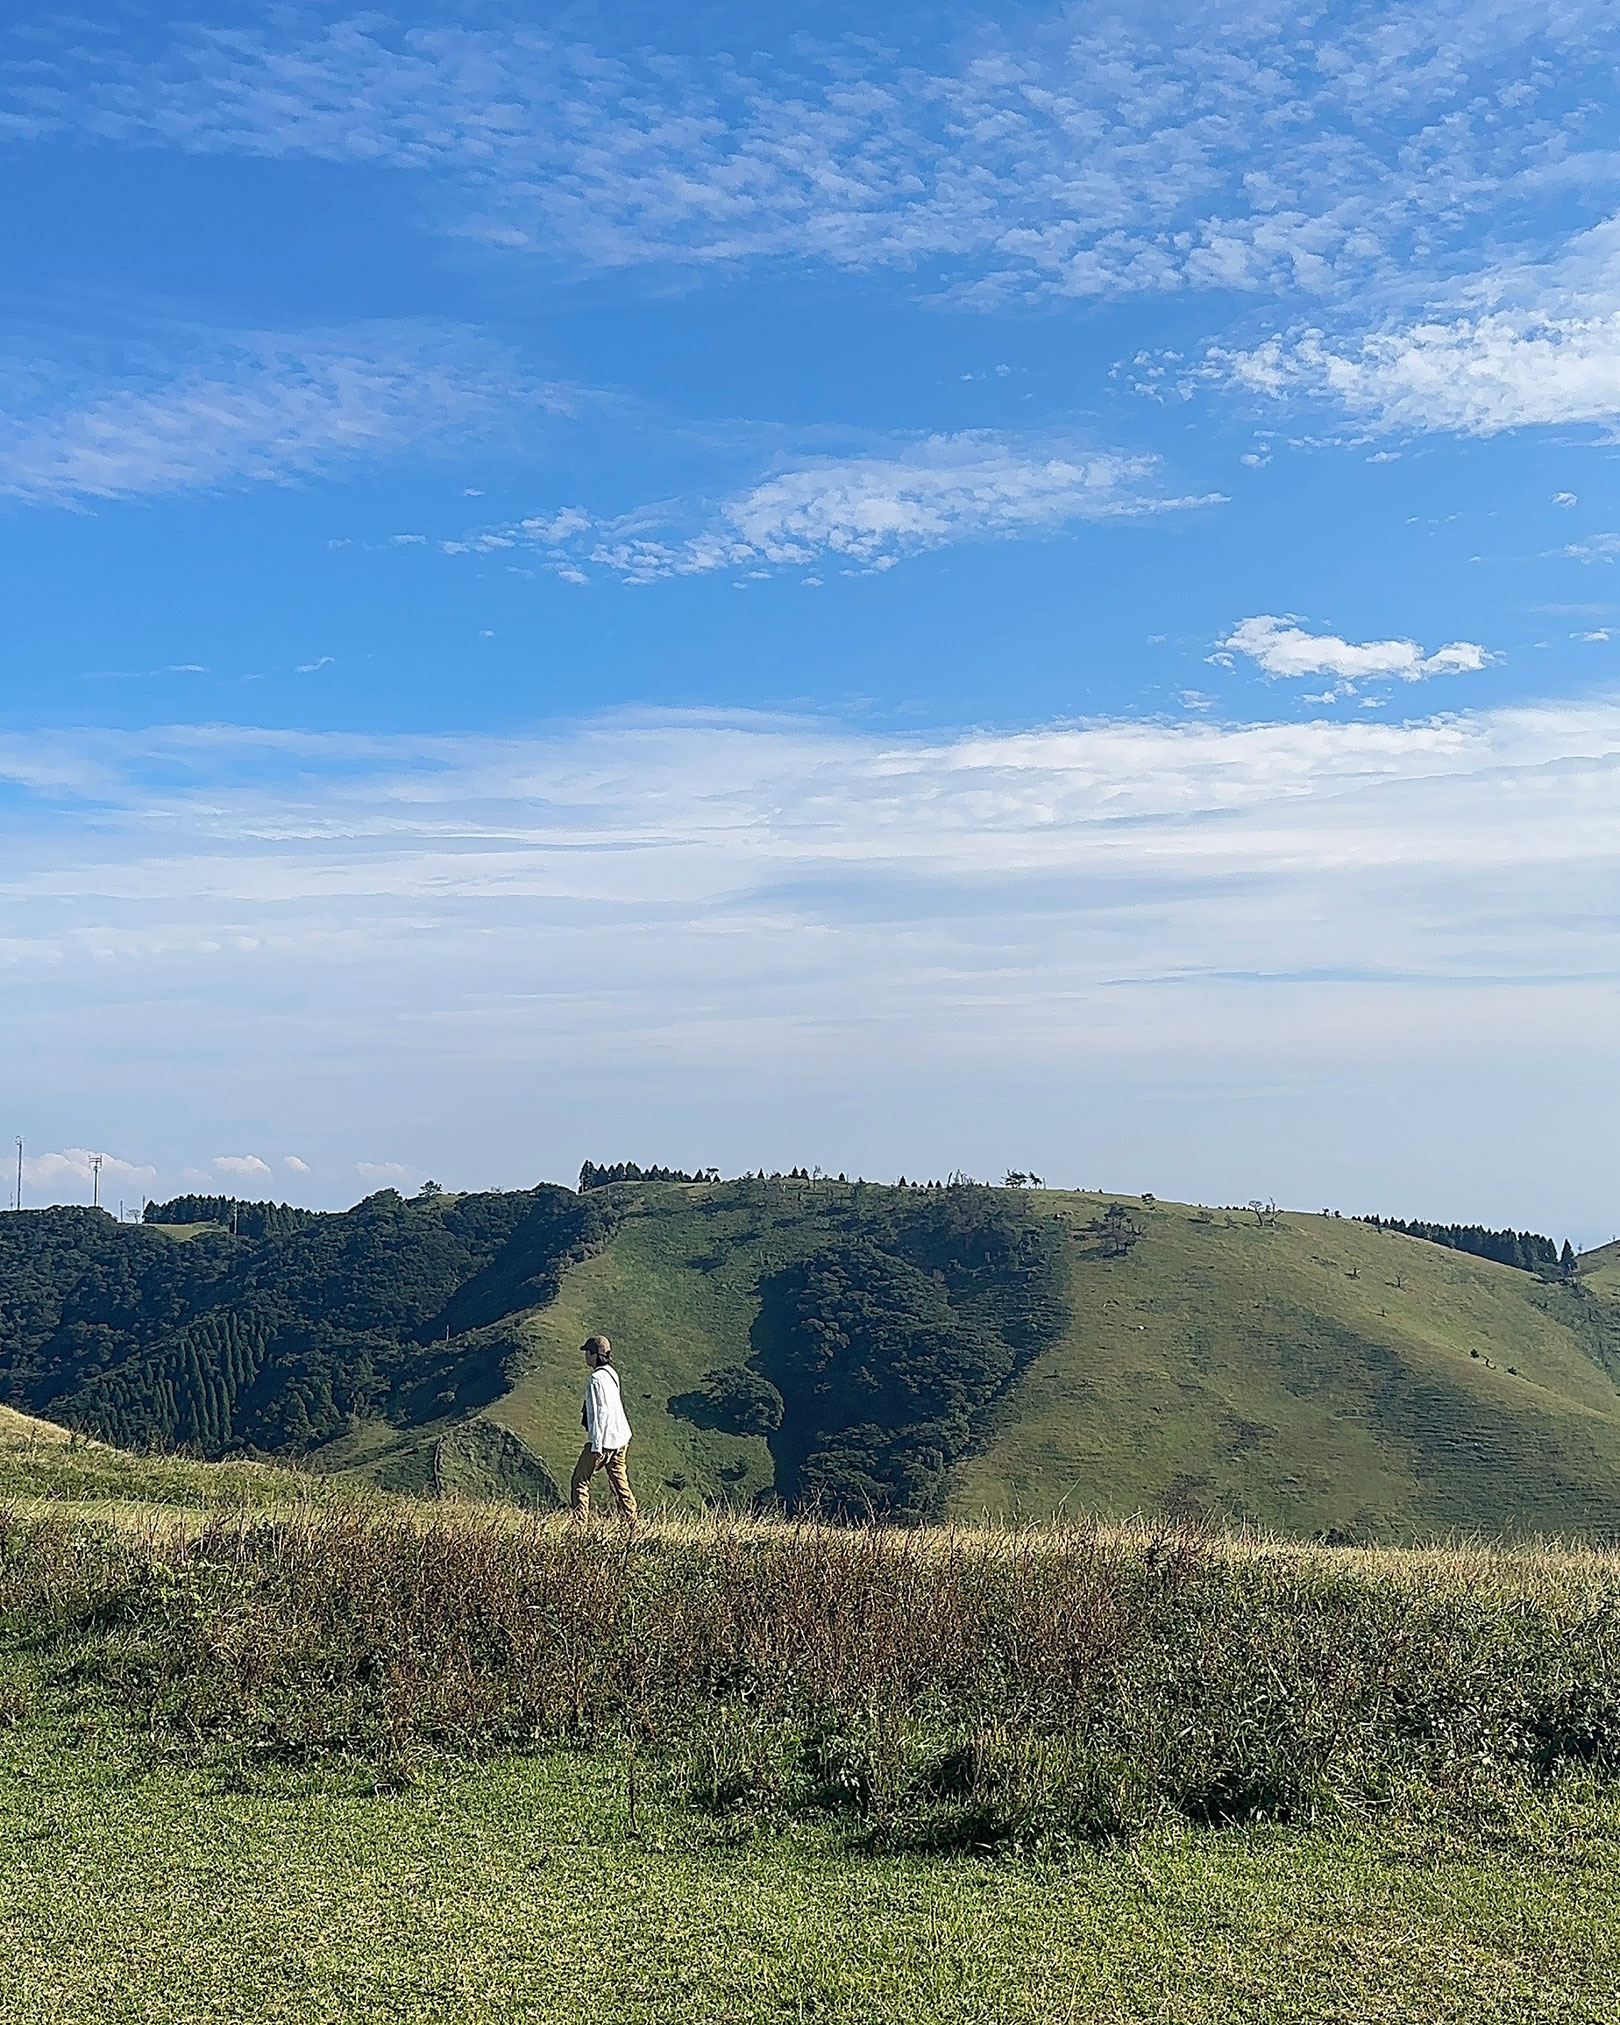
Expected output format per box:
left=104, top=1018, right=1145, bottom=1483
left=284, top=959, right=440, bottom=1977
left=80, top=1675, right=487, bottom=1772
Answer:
left=3, top=2, right=1618, bottom=1240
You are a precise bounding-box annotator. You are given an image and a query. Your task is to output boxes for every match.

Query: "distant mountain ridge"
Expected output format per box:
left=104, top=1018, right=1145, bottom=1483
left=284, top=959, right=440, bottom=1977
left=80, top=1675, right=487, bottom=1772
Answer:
left=4, top=1178, right=1619, bottom=1538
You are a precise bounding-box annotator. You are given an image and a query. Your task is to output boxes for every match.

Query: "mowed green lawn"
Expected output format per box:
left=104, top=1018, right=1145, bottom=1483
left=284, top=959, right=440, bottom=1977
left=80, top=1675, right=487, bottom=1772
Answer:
left=3, top=1733, right=1617, bottom=2025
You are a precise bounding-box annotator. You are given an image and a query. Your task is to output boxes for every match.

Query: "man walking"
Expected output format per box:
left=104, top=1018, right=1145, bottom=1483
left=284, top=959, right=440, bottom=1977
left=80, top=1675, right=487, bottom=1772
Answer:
left=570, top=1334, right=639, bottom=1529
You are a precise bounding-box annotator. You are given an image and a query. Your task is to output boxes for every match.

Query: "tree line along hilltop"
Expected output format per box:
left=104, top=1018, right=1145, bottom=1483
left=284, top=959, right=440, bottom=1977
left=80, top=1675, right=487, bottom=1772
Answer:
left=1, top=1172, right=1616, bottom=1537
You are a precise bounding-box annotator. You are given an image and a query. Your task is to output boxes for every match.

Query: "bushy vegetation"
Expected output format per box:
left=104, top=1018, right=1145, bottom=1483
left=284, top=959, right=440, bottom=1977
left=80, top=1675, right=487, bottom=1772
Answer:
left=757, top=1186, right=1068, bottom=1517
left=6, top=1506, right=1616, bottom=1851
left=1358, top=1215, right=1570, bottom=1277
left=579, top=1161, right=720, bottom=1189
left=669, top=1365, right=786, bottom=1436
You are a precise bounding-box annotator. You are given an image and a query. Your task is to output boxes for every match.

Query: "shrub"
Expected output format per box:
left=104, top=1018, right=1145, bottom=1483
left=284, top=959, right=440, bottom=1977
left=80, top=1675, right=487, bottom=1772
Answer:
left=669, top=1367, right=785, bottom=1437
left=4, top=1509, right=1619, bottom=1848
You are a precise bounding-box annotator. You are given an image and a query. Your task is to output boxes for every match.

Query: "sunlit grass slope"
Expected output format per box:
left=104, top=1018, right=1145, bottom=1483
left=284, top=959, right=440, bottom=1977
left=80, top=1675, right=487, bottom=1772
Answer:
left=1581, top=1237, right=1620, bottom=1300
left=476, top=1184, right=1620, bottom=1537
left=492, top=1184, right=836, bottom=1505
left=0, top=1403, right=347, bottom=1509
left=955, top=1198, right=1620, bottom=1535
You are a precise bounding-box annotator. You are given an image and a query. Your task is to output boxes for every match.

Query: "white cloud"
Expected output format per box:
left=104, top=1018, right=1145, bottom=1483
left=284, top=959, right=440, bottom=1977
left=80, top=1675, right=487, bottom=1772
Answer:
left=356, top=1161, right=417, bottom=1186
left=1224, top=615, right=1489, bottom=693
left=283, top=1154, right=311, bottom=1173
left=0, top=326, right=552, bottom=505
left=5, top=7, right=1614, bottom=308
left=3, top=702, right=1618, bottom=1226
left=22, top=1147, right=157, bottom=1197
left=454, top=434, right=1220, bottom=582
left=1555, top=492, right=1579, bottom=507
left=1563, top=534, right=1620, bottom=563
left=1221, top=310, right=1620, bottom=437
left=213, top=1153, right=272, bottom=1179
left=1216, top=212, right=1620, bottom=437
left=0, top=700, right=1613, bottom=1028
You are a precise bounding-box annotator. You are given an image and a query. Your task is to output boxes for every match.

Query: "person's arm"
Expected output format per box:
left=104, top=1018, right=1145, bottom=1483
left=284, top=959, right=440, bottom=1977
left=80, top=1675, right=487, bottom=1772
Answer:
left=584, top=1370, right=605, bottom=1453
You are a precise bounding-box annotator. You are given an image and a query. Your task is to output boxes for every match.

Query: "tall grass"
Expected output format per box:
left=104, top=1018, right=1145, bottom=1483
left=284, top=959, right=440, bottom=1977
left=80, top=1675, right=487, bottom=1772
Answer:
left=4, top=1506, right=1619, bottom=1846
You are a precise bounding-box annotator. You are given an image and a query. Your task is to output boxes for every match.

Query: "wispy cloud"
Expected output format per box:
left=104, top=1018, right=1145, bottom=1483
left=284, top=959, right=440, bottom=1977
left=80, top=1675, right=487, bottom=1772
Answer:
left=448, top=433, right=1220, bottom=581
left=213, top=1153, right=271, bottom=1179
left=1562, top=533, right=1620, bottom=563
left=1222, top=615, right=1489, bottom=700
left=5, top=7, right=1615, bottom=308
left=0, top=325, right=551, bottom=504
left=5, top=699, right=1616, bottom=1219
left=1, top=698, right=1613, bottom=1029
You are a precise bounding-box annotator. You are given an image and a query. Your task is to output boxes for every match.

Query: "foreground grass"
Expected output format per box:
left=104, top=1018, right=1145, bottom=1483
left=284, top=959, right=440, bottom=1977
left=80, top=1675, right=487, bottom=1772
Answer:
left=3, top=1729, right=1618, bottom=2024
left=7, top=1506, right=1620, bottom=1843
left=6, top=1500, right=1620, bottom=2018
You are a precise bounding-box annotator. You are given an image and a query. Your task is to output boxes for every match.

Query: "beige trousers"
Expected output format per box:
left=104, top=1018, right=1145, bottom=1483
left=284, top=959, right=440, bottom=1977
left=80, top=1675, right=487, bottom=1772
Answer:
left=570, top=1444, right=639, bottom=1526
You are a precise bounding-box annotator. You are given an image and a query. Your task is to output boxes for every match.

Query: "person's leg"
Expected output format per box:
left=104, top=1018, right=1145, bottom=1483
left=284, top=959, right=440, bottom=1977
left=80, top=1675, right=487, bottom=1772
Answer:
left=603, top=1448, right=639, bottom=1526
left=569, top=1444, right=600, bottom=1526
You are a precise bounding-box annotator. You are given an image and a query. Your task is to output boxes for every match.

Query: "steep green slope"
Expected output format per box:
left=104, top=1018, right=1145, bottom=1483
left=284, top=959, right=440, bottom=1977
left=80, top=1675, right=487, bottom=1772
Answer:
left=493, top=1179, right=1065, bottom=1516
left=952, top=1199, right=1620, bottom=1536
left=491, top=1185, right=1620, bottom=1536
left=1581, top=1237, right=1620, bottom=1300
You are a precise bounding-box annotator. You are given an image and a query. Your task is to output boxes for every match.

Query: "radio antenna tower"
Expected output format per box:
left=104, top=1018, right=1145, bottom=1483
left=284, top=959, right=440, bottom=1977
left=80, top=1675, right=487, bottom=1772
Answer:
left=90, top=1153, right=102, bottom=1208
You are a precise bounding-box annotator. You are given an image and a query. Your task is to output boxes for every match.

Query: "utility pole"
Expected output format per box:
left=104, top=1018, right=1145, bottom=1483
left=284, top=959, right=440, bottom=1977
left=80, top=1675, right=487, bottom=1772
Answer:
left=91, top=1154, right=102, bottom=1209
left=13, top=1137, right=20, bottom=1212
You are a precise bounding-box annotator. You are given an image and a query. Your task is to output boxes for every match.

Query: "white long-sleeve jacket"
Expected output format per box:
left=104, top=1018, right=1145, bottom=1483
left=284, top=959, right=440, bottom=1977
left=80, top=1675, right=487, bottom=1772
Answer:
left=583, top=1365, right=632, bottom=1452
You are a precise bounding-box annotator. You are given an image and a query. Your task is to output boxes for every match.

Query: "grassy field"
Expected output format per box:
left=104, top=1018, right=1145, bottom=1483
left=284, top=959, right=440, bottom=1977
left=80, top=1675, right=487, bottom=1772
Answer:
left=956, top=1198, right=1620, bottom=1535
left=0, top=1404, right=354, bottom=1511
left=4, top=1733, right=1617, bottom=2024
left=4, top=1458, right=1620, bottom=2022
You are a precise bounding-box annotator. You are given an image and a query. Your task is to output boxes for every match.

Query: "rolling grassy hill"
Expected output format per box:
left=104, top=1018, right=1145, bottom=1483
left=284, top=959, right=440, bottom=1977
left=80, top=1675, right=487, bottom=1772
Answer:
left=494, top=1185, right=1620, bottom=1537
left=3, top=1179, right=1619, bottom=1536
left=0, top=1402, right=345, bottom=1508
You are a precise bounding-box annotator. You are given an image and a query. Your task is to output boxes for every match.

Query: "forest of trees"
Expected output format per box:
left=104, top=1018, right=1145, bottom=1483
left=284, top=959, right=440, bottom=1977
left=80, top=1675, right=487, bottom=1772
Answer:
left=577, top=1161, right=720, bottom=1190
left=144, top=1195, right=321, bottom=1239
left=1357, top=1216, right=1571, bottom=1277
left=756, top=1183, right=1069, bottom=1519
left=2, top=1187, right=619, bottom=1456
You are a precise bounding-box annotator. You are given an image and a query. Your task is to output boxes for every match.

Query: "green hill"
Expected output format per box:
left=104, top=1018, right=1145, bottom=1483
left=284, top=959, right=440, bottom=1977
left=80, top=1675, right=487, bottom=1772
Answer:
left=3, top=1180, right=1619, bottom=1537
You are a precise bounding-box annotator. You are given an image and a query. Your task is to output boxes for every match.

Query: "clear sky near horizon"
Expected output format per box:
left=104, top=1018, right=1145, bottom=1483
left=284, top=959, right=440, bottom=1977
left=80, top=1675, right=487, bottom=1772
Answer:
left=2, top=2, right=1617, bottom=1243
